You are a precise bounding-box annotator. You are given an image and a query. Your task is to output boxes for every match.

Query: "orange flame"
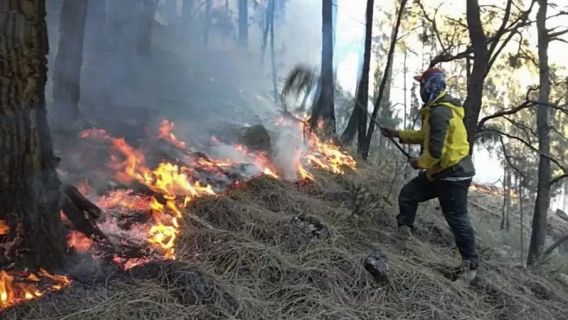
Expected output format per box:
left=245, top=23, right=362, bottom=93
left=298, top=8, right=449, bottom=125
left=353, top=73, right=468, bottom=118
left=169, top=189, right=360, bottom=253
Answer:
left=158, top=119, right=187, bottom=149
left=80, top=118, right=356, bottom=262
left=0, top=220, right=9, bottom=235
left=97, top=190, right=150, bottom=212
left=67, top=231, right=93, bottom=253
left=0, top=270, right=70, bottom=310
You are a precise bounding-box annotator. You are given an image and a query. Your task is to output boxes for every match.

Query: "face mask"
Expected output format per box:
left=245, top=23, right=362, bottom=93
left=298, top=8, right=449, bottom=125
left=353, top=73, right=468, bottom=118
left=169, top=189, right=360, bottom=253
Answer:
left=420, top=82, right=429, bottom=103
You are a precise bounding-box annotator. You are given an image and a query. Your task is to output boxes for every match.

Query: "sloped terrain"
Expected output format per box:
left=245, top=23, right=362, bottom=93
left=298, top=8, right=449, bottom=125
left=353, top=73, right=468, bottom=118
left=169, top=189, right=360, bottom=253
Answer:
left=4, top=163, right=568, bottom=320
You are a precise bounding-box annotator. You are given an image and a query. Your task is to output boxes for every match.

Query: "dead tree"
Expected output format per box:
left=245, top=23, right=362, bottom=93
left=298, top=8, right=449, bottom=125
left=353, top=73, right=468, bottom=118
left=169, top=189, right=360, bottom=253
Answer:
left=52, top=0, right=89, bottom=128
left=0, top=0, right=66, bottom=269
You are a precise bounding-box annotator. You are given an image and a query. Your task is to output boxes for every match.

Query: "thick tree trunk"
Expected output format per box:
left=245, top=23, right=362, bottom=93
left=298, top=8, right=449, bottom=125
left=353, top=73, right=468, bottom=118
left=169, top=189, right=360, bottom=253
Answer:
left=310, top=0, right=336, bottom=134
left=464, top=0, right=489, bottom=149
left=362, top=0, right=406, bottom=158
left=341, top=0, right=374, bottom=153
left=0, top=0, right=66, bottom=269
left=238, top=0, right=248, bottom=47
left=528, top=0, right=551, bottom=266
left=52, top=0, right=89, bottom=129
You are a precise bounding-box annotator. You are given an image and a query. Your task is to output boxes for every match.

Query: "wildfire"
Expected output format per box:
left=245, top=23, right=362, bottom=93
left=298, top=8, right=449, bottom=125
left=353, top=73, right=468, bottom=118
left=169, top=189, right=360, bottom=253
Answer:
left=67, top=231, right=93, bottom=253
left=97, top=190, right=151, bottom=212
left=0, top=269, right=70, bottom=310
left=79, top=117, right=356, bottom=262
left=158, top=119, right=187, bottom=149
left=0, top=220, right=9, bottom=235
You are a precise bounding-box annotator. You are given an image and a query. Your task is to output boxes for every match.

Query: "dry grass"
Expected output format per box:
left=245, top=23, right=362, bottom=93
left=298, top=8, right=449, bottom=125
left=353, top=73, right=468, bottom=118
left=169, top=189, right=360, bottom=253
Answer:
left=5, top=162, right=568, bottom=320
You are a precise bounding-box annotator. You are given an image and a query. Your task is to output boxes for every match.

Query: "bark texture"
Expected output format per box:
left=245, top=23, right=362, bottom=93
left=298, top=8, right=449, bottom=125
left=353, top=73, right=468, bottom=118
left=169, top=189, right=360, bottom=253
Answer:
left=464, top=0, right=489, bottom=148
left=362, top=0, right=406, bottom=158
left=528, top=0, right=551, bottom=266
left=0, top=0, right=66, bottom=269
left=341, top=0, right=374, bottom=155
left=52, top=0, right=88, bottom=127
left=310, top=0, right=336, bottom=134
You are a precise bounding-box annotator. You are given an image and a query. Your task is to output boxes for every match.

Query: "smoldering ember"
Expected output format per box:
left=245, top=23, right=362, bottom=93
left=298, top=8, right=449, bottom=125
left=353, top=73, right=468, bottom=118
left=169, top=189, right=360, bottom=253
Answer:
left=1, top=1, right=568, bottom=319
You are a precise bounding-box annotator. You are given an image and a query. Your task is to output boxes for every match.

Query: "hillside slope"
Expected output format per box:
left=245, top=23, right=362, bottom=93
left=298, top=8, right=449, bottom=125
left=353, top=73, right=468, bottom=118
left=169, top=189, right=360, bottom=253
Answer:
left=5, top=163, right=568, bottom=320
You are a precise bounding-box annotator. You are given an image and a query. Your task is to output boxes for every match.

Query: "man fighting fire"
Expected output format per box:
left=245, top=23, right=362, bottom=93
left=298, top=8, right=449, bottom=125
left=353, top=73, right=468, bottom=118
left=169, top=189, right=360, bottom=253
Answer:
left=381, top=67, right=479, bottom=282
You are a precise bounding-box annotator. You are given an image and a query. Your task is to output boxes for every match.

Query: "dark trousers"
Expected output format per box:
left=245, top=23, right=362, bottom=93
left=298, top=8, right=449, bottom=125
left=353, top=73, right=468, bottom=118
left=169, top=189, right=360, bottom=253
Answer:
left=397, top=173, right=480, bottom=268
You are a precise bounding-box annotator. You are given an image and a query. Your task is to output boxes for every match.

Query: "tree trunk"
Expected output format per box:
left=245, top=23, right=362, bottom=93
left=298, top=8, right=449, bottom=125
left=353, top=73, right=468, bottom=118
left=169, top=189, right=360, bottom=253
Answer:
left=52, top=0, right=89, bottom=129
left=341, top=0, right=374, bottom=153
left=204, top=0, right=212, bottom=47
left=138, top=0, right=157, bottom=56
left=501, top=168, right=511, bottom=230
left=238, top=0, right=248, bottom=47
left=269, top=0, right=278, bottom=103
left=519, top=176, right=525, bottom=264
left=464, top=0, right=489, bottom=148
left=362, top=0, right=406, bottom=158
left=0, top=0, right=66, bottom=269
left=310, top=0, right=336, bottom=134
left=528, top=0, right=552, bottom=266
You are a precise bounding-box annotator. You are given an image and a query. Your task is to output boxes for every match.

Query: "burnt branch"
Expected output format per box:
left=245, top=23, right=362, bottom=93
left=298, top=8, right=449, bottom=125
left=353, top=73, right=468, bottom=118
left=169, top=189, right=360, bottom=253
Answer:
left=543, top=234, right=568, bottom=257
left=63, top=183, right=102, bottom=220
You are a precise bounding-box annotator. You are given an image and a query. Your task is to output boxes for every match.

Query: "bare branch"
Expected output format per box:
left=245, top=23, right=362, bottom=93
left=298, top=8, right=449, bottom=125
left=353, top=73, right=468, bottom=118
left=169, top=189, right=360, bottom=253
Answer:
left=549, top=28, right=568, bottom=39
left=477, top=100, right=536, bottom=132
left=480, top=128, right=568, bottom=178
left=487, top=0, right=515, bottom=56
left=503, top=116, right=536, bottom=140
left=499, top=135, right=527, bottom=180
left=550, top=174, right=568, bottom=187
left=416, top=1, right=448, bottom=52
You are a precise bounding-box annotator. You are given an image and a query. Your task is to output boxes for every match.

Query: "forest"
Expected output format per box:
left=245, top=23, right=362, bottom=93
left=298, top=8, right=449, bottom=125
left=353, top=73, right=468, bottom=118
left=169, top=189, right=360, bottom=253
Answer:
left=0, top=0, right=568, bottom=319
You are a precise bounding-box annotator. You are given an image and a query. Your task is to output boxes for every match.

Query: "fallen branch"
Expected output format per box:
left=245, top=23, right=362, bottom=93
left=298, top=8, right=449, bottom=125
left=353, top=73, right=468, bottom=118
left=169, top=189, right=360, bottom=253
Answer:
left=543, top=234, right=568, bottom=257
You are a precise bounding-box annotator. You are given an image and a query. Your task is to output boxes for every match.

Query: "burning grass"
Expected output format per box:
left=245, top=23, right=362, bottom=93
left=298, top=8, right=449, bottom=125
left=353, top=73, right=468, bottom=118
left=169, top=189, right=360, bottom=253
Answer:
left=4, top=163, right=568, bottom=320
left=3, top=119, right=567, bottom=318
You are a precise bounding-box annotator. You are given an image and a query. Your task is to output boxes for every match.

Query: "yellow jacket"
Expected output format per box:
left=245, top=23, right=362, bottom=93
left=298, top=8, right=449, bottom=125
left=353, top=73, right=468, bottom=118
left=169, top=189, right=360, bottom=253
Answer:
left=399, top=92, right=475, bottom=180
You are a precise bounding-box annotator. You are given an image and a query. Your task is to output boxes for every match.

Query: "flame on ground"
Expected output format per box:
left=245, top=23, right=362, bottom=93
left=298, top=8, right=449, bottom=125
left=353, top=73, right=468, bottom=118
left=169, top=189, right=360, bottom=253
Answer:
left=79, top=117, right=356, bottom=261
left=67, top=231, right=93, bottom=253
left=0, top=270, right=70, bottom=310
left=0, top=220, right=9, bottom=235
left=158, top=119, right=187, bottom=149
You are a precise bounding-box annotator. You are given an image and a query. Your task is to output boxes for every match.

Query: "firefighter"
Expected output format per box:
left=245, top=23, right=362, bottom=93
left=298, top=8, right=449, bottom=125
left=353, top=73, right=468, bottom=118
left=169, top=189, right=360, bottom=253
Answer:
left=381, top=67, right=479, bottom=282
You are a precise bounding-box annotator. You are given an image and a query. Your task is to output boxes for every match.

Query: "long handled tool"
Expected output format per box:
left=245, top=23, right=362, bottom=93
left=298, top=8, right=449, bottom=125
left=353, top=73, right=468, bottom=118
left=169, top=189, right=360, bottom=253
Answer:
left=353, top=99, right=413, bottom=159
